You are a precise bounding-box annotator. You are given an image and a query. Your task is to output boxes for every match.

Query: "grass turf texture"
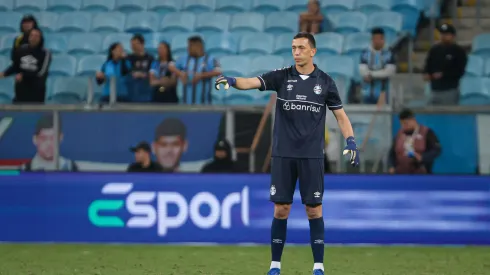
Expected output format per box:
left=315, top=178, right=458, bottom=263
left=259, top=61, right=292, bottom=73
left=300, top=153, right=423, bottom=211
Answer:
left=0, top=244, right=489, bottom=274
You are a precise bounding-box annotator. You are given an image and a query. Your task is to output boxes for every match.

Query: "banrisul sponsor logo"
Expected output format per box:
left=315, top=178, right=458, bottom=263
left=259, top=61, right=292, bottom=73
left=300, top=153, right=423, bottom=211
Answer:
left=283, top=102, right=321, bottom=113
left=88, top=183, right=249, bottom=236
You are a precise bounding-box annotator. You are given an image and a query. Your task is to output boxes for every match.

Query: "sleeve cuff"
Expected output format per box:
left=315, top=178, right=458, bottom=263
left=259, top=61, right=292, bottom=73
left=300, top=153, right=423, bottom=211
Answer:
left=327, top=105, right=343, bottom=110
left=257, top=76, right=266, bottom=91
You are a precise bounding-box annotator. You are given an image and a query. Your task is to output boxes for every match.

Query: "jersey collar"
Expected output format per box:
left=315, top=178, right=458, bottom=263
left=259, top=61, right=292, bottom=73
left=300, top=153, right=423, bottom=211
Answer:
left=291, top=64, right=319, bottom=77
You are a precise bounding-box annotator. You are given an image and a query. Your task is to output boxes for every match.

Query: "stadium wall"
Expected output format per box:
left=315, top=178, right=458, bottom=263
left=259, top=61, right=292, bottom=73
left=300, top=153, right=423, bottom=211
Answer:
left=0, top=173, right=489, bottom=245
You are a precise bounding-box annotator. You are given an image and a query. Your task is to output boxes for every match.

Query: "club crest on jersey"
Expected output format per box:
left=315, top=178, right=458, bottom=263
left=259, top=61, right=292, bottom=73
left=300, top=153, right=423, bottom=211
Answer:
left=313, top=84, right=322, bottom=95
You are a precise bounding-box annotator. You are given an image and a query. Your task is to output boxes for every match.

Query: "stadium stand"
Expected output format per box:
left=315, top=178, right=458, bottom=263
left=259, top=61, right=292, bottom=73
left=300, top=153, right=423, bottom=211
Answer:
left=0, top=0, right=486, bottom=106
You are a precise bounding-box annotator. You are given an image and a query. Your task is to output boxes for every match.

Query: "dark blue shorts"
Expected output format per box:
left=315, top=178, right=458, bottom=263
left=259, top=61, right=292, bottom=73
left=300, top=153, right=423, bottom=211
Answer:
left=270, top=157, right=324, bottom=205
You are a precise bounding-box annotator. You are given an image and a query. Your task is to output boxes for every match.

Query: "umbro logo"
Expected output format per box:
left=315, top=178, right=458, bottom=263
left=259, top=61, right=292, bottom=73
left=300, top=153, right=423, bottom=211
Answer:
left=287, top=80, right=297, bottom=82
left=314, top=192, right=321, bottom=198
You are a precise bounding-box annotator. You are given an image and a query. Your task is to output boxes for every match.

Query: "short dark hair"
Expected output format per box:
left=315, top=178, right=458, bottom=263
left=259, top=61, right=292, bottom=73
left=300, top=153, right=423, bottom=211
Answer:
left=399, top=108, right=415, bottom=120
left=154, top=118, right=187, bottom=141
left=371, top=28, right=385, bottom=36
left=293, top=32, right=316, bottom=48
left=131, top=34, right=145, bottom=44
left=188, top=35, right=203, bottom=44
left=35, top=114, right=62, bottom=135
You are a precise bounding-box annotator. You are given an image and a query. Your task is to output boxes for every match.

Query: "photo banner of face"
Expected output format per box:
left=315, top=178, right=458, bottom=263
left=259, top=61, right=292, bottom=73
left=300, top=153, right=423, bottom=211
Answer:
left=0, top=112, right=224, bottom=172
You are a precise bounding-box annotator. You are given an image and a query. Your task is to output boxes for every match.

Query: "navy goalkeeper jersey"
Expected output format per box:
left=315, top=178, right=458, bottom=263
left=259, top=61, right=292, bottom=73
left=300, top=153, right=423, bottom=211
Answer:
left=257, top=65, right=343, bottom=159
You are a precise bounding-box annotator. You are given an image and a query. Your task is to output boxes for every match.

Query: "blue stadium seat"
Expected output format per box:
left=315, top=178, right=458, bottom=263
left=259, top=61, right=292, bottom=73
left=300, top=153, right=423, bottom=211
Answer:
left=47, top=0, right=82, bottom=12
left=67, top=33, right=102, bottom=56
left=0, top=33, right=17, bottom=54
left=459, top=77, right=490, bottom=105
left=331, top=11, right=367, bottom=34
left=0, top=12, right=21, bottom=33
left=0, top=78, right=14, bottom=104
left=81, top=0, right=115, bottom=12
left=143, top=33, right=171, bottom=56
left=285, top=0, right=307, bottom=13
left=356, top=0, right=391, bottom=15
left=320, top=0, right=355, bottom=15
left=343, top=32, right=371, bottom=58
left=367, top=11, right=402, bottom=41
left=77, top=54, right=105, bottom=75
left=220, top=55, right=250, bottom=77
left=273, top=32, right=295, bottom=56
left=171, top=33, right=201, bottom=56
left=315, top=32, right=343, bottom=56
left=251, top=0, right=285, bottom=14
left=91, top=12, right=125, bottom=33
left=239, top=33, right=274, bottom=56
left=160, top=12, right=196, bottom=35
left=57, top=12, right=92, bottom=32
left=49, top=76, right=88, bottom=104
left=391, top=0, right=421, bottom=36
left=32, top=12, right=58, bottom=33
left=103, top=33, right=132, bottom=52
left=195, top=12, right=230, bottom=36
left=44, top=33, right=69, bottom=54
left=472, top=34, right=490, bottom=60
left=230, top=13, right=265, bottom=34
left=14, top=0, right=47, bottom=12
left=148, top=0, right=181, bottom=13
left=265, top=12, right=297, bottom=34
left=0, top=55, right=7, bottom=69
left=224, top=90, right=256, bottom=105
left=483, top=58, right=490, bottom=77
left=250, top=55, right=285, bottom=76
left=465, top=55, right=484, bottom=77
left=182, top=0, right=215, bottom=13
left=0, top=0, right=13, bottom=11
left=49, top=55, right=77, bottom=76
left=215, top=0, right=251, bottom=14
left=318, top=55, right=355, bottom=80
left=115, top=0, right=147, bottom=13
left=125, top=12, right=158, bottom=33
left=205, top=33, right=239, bottom=57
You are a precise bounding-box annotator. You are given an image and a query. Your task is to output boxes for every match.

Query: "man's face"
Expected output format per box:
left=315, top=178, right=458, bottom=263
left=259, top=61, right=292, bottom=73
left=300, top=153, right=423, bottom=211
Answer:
left=292, top=38, right=316, bottom=66
left=187, top=41, right=201, bottom=56
left=152, top=136, right=187, bottom=170
left=22, top=21, right=34, bottom=33
left=28, top=29, right=41, bottom=47
left=134, top=149, right=149, bottom=163
left=215, top=149, right=227, bottom=159
left=400, top=118, right=417, bottom=133
left=441, top=33, right=454, bottom=44
left=33, top=128, right=61, bottom=161
left=131, top=39, right=143, bottom=53
left=372, top=34, right=385, bottom=50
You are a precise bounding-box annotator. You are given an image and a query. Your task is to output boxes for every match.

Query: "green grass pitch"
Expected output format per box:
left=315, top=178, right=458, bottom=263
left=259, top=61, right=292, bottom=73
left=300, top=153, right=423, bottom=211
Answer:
left=0, top=244, right=489, bottom=274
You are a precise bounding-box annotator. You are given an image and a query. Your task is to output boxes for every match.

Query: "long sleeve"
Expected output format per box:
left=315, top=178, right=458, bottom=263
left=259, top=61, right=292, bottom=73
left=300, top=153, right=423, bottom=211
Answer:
left=422, top=129, right=442, bottom=164
left=3, top=49, right=18, bottom=76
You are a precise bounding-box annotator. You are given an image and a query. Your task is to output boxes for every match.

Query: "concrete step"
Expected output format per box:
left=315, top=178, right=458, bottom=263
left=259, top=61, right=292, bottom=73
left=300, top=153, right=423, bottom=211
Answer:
left=457, top=27, right=484, bottom=45
left=460, top=6, right=490, bottom=17
left=455, top=18, right=490, bottom=30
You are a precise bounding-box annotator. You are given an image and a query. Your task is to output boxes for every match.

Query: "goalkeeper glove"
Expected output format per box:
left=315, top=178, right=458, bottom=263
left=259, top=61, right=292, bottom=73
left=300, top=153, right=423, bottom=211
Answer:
left=343, top=136, right=360, bottom=167
left=215, top=75, right=236, bottom=90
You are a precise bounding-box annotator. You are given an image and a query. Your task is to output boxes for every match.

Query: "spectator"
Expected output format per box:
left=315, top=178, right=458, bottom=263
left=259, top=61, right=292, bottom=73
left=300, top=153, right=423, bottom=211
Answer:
left=201, top=139, right=238, bottom=173
left=22, top=114, right=78, bottom=171
left=423, top=23, right=467, bottom=105
left=127, top=141, right=163, bottom=172
left=11, top=14, right=38, bottom=60
left=152, top=118, right=188, bottom=172
left=0, top=29, right=51, bottom=103
left=96, top=42, right=131, bottom=103
left=127, top=34, right=154, bottom=77
left=359, top=28, right=396, bottom=106
left=169, top=36, right=221, bottom=104
left=388, top=109, right=441, bottom=174
left=149, top=41, right=178, bottom=103
left=299, top=0, right=324, bottom=34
